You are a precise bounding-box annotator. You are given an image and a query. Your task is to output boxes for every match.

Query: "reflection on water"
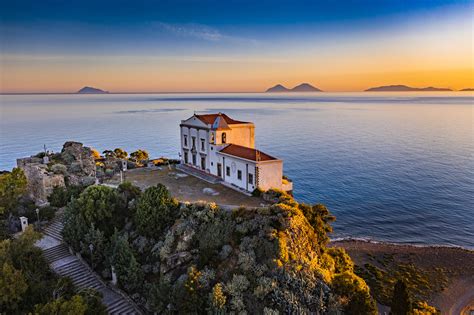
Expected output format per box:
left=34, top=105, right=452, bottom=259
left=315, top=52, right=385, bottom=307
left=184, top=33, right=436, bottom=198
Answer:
left=1, top=92, right=473, bottom=248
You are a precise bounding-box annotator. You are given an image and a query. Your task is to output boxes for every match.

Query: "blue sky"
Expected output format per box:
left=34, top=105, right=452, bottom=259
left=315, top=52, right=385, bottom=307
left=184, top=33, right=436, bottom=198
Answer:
left=1, top=0, right=472, bottom=92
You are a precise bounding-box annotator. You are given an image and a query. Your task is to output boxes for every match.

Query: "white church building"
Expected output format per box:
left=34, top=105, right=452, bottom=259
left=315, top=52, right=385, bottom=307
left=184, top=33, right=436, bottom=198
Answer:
left=179, top=113, right=292, bottom=193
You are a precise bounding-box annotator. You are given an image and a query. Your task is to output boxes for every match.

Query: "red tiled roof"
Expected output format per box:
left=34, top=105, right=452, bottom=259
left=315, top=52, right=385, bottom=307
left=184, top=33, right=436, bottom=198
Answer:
left=218, top=144, right=278, bottom=162
left=195, top=113, right=248, bottom=126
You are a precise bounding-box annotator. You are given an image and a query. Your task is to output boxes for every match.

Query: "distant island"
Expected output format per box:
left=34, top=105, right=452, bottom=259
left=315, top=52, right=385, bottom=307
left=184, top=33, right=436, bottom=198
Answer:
left=77, top=86, right=109, bottom=94
left=266, top=83, right=322, bottom=92
left=365, top=85, right=452, bottom=92
left=460, top=88, right=474, bottom=91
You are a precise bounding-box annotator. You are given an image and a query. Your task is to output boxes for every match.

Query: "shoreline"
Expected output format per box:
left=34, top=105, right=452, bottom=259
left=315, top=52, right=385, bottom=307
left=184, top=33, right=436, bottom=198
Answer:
left=331, top=236, right=474, bottom=251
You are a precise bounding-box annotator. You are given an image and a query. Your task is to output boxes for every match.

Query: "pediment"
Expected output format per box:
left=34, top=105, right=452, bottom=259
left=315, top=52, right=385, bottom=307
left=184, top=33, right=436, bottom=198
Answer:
left=181, top=115, right=209, bottom=128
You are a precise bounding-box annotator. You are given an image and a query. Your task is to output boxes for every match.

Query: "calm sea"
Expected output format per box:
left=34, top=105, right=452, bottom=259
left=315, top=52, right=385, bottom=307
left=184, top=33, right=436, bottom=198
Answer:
left=1, top=93, right=473, bottom=248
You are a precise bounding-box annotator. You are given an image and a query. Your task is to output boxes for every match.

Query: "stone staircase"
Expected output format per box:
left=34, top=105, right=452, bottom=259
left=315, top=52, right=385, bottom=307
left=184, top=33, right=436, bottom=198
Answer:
left=38, top=212, right=142, bottom=315
left=43, top=212, right=64, bottom=241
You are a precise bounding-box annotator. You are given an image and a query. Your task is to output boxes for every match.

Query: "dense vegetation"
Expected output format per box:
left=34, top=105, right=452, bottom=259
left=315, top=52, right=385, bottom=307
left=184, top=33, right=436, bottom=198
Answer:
left=0, top=226, right=106, bottom=314
left=62, top=183, right=378, bottom=313
left=355, top=253, right=443, bottom=314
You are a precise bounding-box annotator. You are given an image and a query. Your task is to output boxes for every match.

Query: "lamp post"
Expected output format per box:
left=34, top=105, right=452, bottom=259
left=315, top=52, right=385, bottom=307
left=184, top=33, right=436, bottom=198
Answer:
left=35, top=208, right=40, bottom=227
left=89, top=243, right=94, bottom=269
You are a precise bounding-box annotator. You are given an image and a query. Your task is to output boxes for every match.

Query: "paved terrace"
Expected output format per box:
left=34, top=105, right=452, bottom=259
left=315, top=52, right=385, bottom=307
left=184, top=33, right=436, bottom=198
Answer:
left=104, top=165, right=266, bottom=208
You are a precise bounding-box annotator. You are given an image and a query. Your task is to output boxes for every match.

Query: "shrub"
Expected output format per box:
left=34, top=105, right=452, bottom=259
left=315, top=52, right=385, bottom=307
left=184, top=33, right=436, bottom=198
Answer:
left=332, top=271, right=377, bottom=315
left=410, top=301, right=438, bottom=315
left=327, top=247, right=354, bottom=273
left=51, top=163, right=67, bottom=175
left=299, top=203, right=335, bottom=250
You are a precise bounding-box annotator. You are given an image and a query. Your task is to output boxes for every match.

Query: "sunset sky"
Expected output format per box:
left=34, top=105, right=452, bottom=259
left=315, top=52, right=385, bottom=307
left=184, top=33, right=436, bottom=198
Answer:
left=1, top=0, right=473, bottom=93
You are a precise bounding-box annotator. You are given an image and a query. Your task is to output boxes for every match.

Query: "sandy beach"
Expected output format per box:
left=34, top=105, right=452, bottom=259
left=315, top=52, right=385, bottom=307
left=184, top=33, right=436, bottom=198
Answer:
left=331, top=239, right=474, bottom=314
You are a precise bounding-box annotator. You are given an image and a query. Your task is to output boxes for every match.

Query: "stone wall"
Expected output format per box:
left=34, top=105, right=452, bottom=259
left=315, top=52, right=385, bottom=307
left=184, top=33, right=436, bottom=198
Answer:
left=19, top=163, right=65, bottom=204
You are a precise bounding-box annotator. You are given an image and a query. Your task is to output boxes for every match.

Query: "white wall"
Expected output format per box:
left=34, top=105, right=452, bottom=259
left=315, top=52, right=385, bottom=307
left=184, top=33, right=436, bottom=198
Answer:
left=256, top=160, right=283, bottom=191
left=216, top=154, right=257, bottom=192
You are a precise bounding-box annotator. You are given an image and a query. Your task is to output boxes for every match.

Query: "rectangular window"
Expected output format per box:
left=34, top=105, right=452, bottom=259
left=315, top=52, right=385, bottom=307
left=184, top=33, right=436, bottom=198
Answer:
left=184, top=152, right=188, bottom=164
left=201, top=138, right=205, bottom=151
left=192, top=154, right=196, bottom=166
left=226, top=166, right=230, bottom=177
left=184, top=135, right=188, bottom=147
left=192, top=137, right=196, bottom=149
left=201, top=157, right=206, bottom=170
left=237, top=170, right=242, bottom=180
left=248, top=173, right=253, bottom=184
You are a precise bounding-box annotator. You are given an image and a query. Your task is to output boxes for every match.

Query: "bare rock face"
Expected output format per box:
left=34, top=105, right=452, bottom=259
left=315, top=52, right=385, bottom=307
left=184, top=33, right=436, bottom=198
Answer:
left=19, top=163, right=65, bottom=204
left=61, top=141, right=96, bottom=181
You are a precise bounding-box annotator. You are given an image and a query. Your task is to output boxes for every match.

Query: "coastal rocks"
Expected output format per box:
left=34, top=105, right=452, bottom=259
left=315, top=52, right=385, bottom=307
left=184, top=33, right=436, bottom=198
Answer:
left=19, top=163, right=65, bottom=204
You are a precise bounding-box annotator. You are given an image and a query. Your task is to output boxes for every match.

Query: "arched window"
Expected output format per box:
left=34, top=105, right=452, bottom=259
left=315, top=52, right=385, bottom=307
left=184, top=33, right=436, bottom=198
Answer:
left=210, top=133, right=215, bottom=144
left=222, top=132, right=227, bottom=144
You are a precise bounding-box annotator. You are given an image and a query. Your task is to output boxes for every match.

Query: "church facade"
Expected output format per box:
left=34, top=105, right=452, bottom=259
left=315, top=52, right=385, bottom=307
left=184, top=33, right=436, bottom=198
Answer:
left=179, top=113, right=292, bottom=193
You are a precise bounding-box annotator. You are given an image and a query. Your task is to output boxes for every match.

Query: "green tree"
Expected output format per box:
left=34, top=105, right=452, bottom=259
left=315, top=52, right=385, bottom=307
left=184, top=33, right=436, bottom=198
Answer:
left=0, top=262, right=28, bottom=312
left=82, top=224, right=106, bottom=269
left=134, top=184, right=179, bottom=238
left=391, top=280, right=411, bottom=315
left=48, top=185, right=85, bottom=208
left=108, top=232, right=143, bottom=292
left=0, top=168, right=27, bottom=215
left=130, top=149, right=149, bottom=162
left=332, top=271, right=377, bottom=315
left=62, top=199, right=89, bottom=252
left=34, top=295, right=88, bottom=315
left=113, top=148, right=128, bottom=159
left=102, top=150, right=115, bottom=158
left=299, top=203, right=336, bottom=250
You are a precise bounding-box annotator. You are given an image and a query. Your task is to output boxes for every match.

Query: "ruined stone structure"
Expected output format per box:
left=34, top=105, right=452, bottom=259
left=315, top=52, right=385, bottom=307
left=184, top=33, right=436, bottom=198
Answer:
left=17, top=161, right=65, bottom=204
left=17, top=141, right=97, bottom=204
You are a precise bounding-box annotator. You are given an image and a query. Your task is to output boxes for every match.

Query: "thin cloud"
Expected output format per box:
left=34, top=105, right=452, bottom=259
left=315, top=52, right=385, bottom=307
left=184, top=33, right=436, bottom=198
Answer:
left=157, top=22, right=224, bottom=41
left=154, top=22, right=258, bottom=45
